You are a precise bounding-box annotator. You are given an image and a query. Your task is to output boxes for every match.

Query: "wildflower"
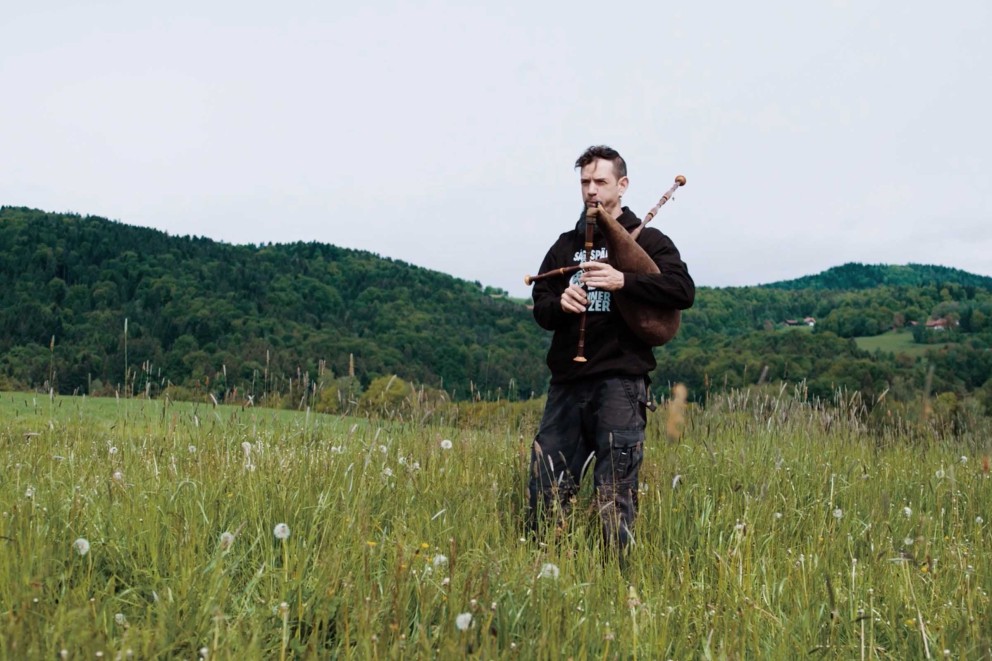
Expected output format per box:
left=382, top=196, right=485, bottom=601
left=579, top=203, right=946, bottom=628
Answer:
left=935, top=468, right=945, bottom=479
left=442, top=577, right=450, bottom=586
left=774, top=512, right=783, bottom=520
left=219, top=531, right=236, bottom=551
left=433, top=554, right=448, bottom=568
left=977, top=516, right=985, bottom=525
left=114, top=613, right=127, bottom=626
left=24, top=486, right=34, bottom=498
left=903, top=537, right=914, bottom=547
left=833, top=508, right=843, bottom=520
left=539, top=563, right=560, bottom=579
left=455, top=612, right=473, bottom=631
left=960, top=456, right=968, bottom=464
left=903, top=506, right=913, bottom=518
left=379, top=445, right=388, bottom=455
left=273, top=523, right=291, bottom=540
left=278, top=602, right=289, bottom=616
left=109, top=446, right=118, bottom=455
left=672, top=474, right=682, bottom=489
left=199, top=647, right=209, bottom=659
left=734, top=520, right=745, bottom=532
left=440, top=439, right=453, bottom=450
left=113, top=470, right=124, bottom=483
left=330, top=446, right=343, bottom=454
left=188, top=445, right=197, bottom=454
left=382, top=467, right=393, bottom=478
left=73, top=538, right=90, bottom=556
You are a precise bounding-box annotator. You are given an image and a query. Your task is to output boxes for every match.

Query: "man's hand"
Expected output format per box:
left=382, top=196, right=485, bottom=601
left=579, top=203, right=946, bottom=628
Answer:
left=580, top=261, right=625, bottom=291
left=560, top=283, right=588, bottom=314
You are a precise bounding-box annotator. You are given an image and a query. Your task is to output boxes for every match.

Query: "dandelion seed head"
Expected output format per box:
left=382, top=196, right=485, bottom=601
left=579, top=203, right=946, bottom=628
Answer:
left=440, top=439, right=453, bottom=450
left=903, top=537, right=914, bottom=547
left=455, top=612, right=473, bottom=631
left=441, top=577, right=450, bottom=586
left=774, top=512, right=783, bottom=520
left=113, top=470, right=124, bottom=482
left=961, top=455, right=969, bottom=464
left=108, top=446, right=118, bottom=455
left=273, top=523, right=291, bottom=540
left=199, top=647, right=209, bottom=659
left=24, top=486, right=34, bottom=498
left=241, top=442, right=252, bottom=455
left=73, top=537, right=90, bottom=556
left=219, top=531, right=235, bottom=551
left=379, top=445, right=388, bottom=455
left=114, top=613, right=127, bottom=626
left=833, top=508, right=843, bottom=520
left=278, top=602, right=289, bottom=616
left=935, top=468, right=945, bottom=479
left=433, top=554, right=448, bottom=568
left=903, top=506, right=913, bottom=518
left=188, top=445, right=197, bottom=453
left=539, top=562, right=560, bottom=579
left=382, top=467, right=393, bottom=478
left=977, top=516, right=985, bottom=525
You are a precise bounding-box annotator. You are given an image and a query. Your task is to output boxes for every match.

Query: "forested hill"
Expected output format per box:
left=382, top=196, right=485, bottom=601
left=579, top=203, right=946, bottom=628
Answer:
left=3, top=206, right=992, bottom=413
left=762, top=263, right=992, bottom=291
left=0, top=206, right=549, bottom=401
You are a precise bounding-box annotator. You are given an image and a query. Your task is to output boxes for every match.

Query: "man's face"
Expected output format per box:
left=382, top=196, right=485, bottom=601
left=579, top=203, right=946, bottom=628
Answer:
left=579, top=158, right=628, bottom=215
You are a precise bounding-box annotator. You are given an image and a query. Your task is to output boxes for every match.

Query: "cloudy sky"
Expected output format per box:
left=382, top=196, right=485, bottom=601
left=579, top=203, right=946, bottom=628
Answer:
left=3, top=0, right=989, bottom=298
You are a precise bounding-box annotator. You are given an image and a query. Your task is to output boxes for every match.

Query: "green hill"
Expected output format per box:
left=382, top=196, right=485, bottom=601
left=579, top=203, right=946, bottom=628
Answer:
left=3, top=206, right=991, bottom=413
left=0, top=206, right=549, bottom=402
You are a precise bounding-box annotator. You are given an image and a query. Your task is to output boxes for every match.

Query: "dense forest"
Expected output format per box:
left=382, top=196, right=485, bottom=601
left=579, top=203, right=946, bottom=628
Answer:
left=2, top=207, right=992, bottom=414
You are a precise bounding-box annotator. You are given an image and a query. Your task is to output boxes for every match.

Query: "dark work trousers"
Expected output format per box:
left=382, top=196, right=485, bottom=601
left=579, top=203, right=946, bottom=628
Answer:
left=527, top=375, right=647, bottom=554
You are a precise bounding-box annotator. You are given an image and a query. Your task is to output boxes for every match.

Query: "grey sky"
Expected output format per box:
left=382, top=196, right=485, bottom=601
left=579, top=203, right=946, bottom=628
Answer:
left=3, top=1, right=990, bottom=299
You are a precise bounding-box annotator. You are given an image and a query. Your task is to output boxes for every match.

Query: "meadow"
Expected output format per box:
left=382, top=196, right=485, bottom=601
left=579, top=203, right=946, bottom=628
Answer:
left=1, top=387, right=990, bottom=659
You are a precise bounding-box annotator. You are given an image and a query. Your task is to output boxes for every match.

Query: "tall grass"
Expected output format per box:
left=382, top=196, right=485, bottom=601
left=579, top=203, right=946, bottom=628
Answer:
left=1, top=387, right=989, bottom=658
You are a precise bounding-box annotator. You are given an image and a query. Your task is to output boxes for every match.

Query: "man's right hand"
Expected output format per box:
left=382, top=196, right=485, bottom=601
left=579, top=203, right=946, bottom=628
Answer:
left=560, top=283, right=588, bottom=314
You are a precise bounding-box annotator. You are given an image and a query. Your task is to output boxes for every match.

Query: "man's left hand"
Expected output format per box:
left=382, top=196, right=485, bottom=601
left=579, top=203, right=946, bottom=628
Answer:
left=580, top=261, right=625, bottom=291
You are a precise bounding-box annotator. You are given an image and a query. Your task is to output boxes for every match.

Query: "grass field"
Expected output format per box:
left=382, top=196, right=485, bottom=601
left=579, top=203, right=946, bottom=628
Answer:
left=854, top=329, right=951, bottom=358
left=1, top=389, right=990, bottom=658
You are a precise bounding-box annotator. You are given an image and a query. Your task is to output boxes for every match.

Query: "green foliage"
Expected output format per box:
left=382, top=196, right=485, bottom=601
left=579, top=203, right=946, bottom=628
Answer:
left=1, top=391, right=990, bottom=658
left=0, top=207, right=549, bottom=401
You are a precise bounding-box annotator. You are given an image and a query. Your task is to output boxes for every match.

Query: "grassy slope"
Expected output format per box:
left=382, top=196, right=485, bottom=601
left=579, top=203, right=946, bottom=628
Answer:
left=1, top=390, right=990, bottom=658
left=854, top=329, right=952, bottom=358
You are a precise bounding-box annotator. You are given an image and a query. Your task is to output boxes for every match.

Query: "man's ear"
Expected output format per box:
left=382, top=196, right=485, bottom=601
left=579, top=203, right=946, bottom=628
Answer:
left=618, top=176, right=629, bottom=196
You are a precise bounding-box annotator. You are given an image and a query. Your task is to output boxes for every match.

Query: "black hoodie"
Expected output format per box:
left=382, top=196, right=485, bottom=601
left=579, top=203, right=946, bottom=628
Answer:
left=531, top=206, right=695, bottom=384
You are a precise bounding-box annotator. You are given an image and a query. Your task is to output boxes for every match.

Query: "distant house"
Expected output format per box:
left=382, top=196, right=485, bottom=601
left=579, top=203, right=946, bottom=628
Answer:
left=784, top=317, right=816, bottom=327
left=925, top=317, right=954, bottom=331
left=803, top=317, right=816, bottom=327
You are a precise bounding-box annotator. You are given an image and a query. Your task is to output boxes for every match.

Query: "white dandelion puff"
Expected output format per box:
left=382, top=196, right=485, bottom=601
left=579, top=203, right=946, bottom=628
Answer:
left=539, top=562, right=560, bottom=579
left=108, top=446, right=118, bottom=456
left=24, top=486, right=34, bottom=498
left=961, top=455, right=969, bottom=464
left=774, top=512, right=783, bottom=520
left=935, top=468, right=945, bottom=479
left=433, top=554, right=448, bottom=569
left=455, top=612, right=473, bottom=631
left=902, top=506, right=913, bottom=518
left=440, top=439, right=453, bottom=450
left=833, top=508, right=843, bottom=520
left=219, top=531, right=236, bottom=551
left=73, top=538, right=90, bottom=556
left=903, top=537, right=914, bottom=547
left=977, top=516, right=985, bottom=525
left=113, top=470, right=124, bottom=483
left=188, top=445, right=197, bottom=454
left=114, top=613, right=127, bottom=626
left=382, top=467, right=393, bottom=478
left=441, top=577, right=450, bottom=586
left=199, top=647, right=209, bottom=659
left=672, top=474, right=682, bottom=489
left=273, top=523, right=291, bottom=540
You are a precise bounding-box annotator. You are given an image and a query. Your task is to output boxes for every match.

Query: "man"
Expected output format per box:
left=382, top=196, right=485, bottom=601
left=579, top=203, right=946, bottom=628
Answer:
left=528, top=145, right=695, bottom=559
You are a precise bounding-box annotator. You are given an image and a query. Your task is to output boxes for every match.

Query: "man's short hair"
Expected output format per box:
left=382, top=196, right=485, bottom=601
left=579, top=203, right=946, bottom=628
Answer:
left=575, top=145, right=627, bottom=180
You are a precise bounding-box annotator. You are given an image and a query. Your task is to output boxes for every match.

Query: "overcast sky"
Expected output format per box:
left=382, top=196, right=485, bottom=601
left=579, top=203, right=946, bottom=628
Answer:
left=3, top=1, right=990, bottom=298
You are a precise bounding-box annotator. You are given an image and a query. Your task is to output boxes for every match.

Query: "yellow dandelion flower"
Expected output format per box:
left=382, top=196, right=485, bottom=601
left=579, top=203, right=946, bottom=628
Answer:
left=367, top=541, right=377, bottom=547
